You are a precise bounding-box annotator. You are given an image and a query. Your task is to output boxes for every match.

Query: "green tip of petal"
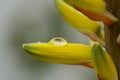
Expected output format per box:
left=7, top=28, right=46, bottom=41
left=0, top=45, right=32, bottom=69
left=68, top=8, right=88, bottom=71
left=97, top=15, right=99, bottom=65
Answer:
left=23, top=44, right=27, bottom=49
left=23, top=43, right=33, bottom=49
left=23, top=44, right=30, bottom=51
left=92, top=43, right=118, bottom=80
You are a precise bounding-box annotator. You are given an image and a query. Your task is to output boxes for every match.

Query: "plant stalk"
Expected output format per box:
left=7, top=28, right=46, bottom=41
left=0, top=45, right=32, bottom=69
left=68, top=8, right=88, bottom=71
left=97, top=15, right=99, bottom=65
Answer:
left=104, top=0, right=120, bottom=79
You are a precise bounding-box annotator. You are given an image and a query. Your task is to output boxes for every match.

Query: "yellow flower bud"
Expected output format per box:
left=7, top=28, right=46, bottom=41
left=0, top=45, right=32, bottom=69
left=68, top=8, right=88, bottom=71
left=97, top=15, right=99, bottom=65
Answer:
left=23, top=37, right=92, bottom=65
left=55, top=0, right=104, bottom=41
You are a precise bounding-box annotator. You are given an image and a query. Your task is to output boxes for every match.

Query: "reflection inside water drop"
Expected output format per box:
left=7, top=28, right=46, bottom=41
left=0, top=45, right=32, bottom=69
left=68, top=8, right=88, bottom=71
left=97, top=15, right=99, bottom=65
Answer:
left=49, top=37, right=67, bottom=46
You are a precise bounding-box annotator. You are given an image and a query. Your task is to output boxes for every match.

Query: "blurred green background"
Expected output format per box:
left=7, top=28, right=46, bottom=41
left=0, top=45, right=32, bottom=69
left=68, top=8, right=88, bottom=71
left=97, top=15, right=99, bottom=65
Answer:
left=0, top=0, right=97, bottom=80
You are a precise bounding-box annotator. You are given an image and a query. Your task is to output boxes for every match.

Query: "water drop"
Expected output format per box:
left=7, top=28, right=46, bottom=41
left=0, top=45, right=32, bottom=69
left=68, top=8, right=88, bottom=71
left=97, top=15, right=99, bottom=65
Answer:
left=49, top=37, right=67, bottom=46
left=37, top=41, right=41, bottom=44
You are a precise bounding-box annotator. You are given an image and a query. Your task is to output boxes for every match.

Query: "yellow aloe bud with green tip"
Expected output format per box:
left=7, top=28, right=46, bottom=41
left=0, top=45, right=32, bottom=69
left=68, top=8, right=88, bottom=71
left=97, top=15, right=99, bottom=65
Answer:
left=92, top=43, right=118, bottom=80
left=55, top=0, right=105, bottom=41
left=23, top=37, right=92, bottom=65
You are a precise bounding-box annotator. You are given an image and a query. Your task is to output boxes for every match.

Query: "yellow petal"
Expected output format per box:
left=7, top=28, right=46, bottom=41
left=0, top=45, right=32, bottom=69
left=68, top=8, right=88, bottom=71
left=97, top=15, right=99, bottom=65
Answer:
left=64, top=0, right=106, bottom=13
left=23, top=37, right=92, bottom=65
left=56, top=0, right=117, bottom=26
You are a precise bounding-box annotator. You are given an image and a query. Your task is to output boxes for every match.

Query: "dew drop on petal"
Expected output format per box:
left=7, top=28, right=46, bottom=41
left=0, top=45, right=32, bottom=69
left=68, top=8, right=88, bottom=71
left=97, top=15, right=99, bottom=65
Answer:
left=37, top=41, right=41, bottom=44
left=49, top=37, right=67, bottom=46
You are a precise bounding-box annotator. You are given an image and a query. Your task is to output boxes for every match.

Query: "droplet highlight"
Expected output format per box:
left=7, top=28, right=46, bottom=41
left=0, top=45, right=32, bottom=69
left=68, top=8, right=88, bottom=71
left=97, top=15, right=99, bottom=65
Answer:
left=37, top=41, right=41, bottom=44
left=49, top=37, right=67, bottom=46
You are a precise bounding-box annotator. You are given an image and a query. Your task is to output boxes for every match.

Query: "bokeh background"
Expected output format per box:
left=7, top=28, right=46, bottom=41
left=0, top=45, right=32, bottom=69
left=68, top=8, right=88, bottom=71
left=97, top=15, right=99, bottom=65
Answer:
left=0, top=0, right=97, bottom=80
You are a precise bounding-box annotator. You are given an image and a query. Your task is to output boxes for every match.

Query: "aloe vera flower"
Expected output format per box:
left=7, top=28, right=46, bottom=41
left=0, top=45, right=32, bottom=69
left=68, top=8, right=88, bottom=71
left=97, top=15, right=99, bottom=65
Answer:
left=22, top=0, right=118, bottom=80
left=23, top=37, right=118, bottom=80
